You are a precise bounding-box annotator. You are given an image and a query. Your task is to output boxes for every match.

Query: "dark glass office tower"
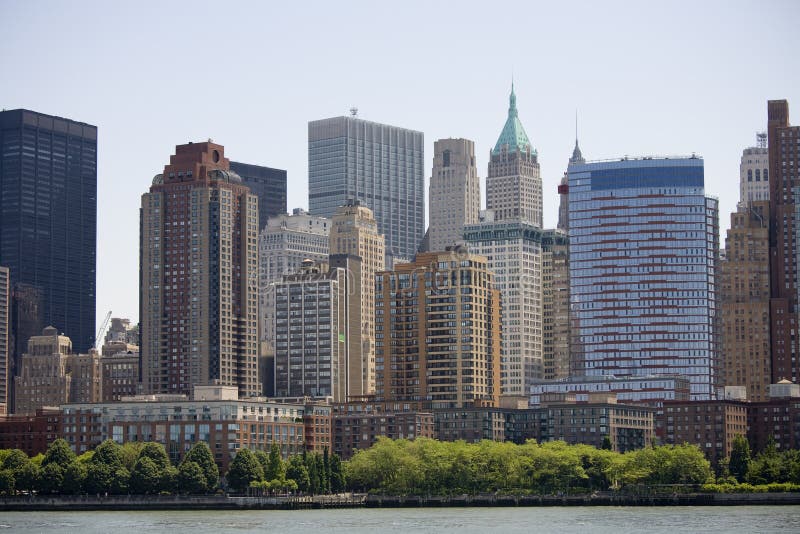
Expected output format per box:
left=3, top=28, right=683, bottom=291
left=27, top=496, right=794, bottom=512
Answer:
left=0, top=109, right=97, bottom=354
left=229, top=161, right=287, bottom=230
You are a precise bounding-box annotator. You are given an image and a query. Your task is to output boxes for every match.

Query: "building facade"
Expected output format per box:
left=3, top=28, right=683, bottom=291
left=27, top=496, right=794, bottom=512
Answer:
left=767, top=100, right=800, bottom=384
left=542, top=230, right=570, bottom=381
left=308, top=115, right=424, bottom=262
left=258, top=208, right=330, bottom=350
left=464, top=217, right=543, bottom=395
left=720, top=202, right=771, bottom=401
left=662, top=400, right=749, bottom=467
left=0, top=109, right=96, bottom=353
left=486, top=86, right=542, bottom=227
left=427, top=138, right=480, bottom=252
left=568, top=156, right=720, bottom=400
left=229, top=161, right=287, bottom=231
left=0, top=266, right=8, bottom=414
left=329, top=200, right=385, bottom=396
left=374, top=248, right=502, bottom=408
left=739, top=133, right=770, bottom=206
left=140, top=142, right=259, bottom=397
left=273, top=260, right=350, bottom=401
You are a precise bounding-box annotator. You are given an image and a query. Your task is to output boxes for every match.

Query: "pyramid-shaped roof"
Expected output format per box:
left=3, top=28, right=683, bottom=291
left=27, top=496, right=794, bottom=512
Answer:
left=493, top=84, right=535, bottom=156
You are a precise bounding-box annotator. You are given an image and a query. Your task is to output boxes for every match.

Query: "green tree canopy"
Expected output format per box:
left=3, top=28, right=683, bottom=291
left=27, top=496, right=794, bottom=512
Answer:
left=729, top=435, right=751, bottom=483
left=130, top=457, right=162, bottom=494
left=43, top=439, right=76, bottom=469
left=226, top=448, right=263, bottom=492
left=178, top=461, right=208, bottom=494
left=182, top=441, right=219, bottom=491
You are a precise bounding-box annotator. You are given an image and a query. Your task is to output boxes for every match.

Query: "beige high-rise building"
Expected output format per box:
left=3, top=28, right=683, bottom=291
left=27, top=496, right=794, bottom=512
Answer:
left=14, top=326, right=102, bottom=415
left=486, top=85, right=542, bottom=227
left=464, top=215, right=543, bottom=395
left=259, top=208, right=329, bottom=353
left=374, top=248, right=502, bottom=408
left=542, top=230, right=570, bottom=381
left=428, top=139, right=480, bottom=252
left=739, top=133, right=770, bottom=207
left=329, top=200, right=385, bottom=396
left=720, top=201, right=771, bottom=401
left=141, top=142, right=259, bottom=398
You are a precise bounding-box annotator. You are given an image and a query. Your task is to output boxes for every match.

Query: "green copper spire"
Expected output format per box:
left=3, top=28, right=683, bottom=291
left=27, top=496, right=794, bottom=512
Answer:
left=492, top=83, right=534, bottom=156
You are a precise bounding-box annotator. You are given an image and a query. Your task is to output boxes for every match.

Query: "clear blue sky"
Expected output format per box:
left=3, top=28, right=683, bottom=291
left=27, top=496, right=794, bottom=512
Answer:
left=1, top=0, right=799, bottom=329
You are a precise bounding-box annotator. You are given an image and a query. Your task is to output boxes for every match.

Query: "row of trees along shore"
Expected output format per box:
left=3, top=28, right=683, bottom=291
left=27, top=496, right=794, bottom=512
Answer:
left=1, top=436, right=799, bottom=496
left=0, top=439, right=343, bottom=496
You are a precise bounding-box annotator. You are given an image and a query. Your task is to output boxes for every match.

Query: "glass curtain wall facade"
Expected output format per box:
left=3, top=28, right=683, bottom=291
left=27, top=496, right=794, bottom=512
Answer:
left=308, top=116, right=424, bottom=263
left=0, top=110, right=97, bottom=354
left=568, top=157, right=719, bottom=400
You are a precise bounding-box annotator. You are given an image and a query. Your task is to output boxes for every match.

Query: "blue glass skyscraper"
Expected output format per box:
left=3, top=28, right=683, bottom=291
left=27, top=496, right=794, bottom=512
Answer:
left=568, top=156, right=719, bottom=400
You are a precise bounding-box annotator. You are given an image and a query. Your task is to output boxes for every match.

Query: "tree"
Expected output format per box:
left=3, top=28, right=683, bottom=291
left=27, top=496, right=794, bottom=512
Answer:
left=2, top=449, right=29, bottom=472
left=43, top=439, right=76, bottom=469
left=137, top=442, right=170, bottom=470
left=37, top=463, right=65, bottom=494
left=0, top=470, right=15, bottom=495
left=729, top=435, right=751, bottom=483
left=601, top=436, right=613, bottom=451
left=15, top=462, right=40, bottom=494
left=92, top=440, right=124, bottom=470
left=182, top=442, right=219, bottom=491
left=178, top=461, right=208, bottom=494
left=85, top=463, right=114, bottom=494
left=265, top=443, right=285, bottom=482
left=226, top=449, right=263, bottom=492
left=330, top=453, right=345, bottom=493
left=130, top=457, right=161, bottom=494
left=62, top=462, right=87, bottom=494
left=286, top=455, right=310, bottom=493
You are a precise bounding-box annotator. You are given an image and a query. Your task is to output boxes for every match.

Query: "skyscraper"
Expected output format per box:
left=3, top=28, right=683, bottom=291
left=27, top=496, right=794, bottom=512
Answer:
left=0, top=109, right=97, bottom=353
left=258, top=209, right=329, bottom=351
left=720, top=202, right=771, bottom=401
left=374, top=248, right=502, bottom=408
left=568, top=156, right=719, bottom=400
left=739, top=133, right=769, bottom=207
left=273, top=259, right=353, bottom=401
left=308, top=115, right=424, bottom=262
left=486, top=86, right=542, bottom=227
left=0, top=266, right=8, bottom=415
left=329, top=200, right=385, bottom=396
left=464, top=215, right=543, bottom=395
left=427, top=138, right=480, bottom=252
left=229, top=161, right=287, bottom=231
left=140, top=142, right=259, bottom=397
left=767, top=100, right=800, bottom=384
left=542, top=230, right=570, bottom=381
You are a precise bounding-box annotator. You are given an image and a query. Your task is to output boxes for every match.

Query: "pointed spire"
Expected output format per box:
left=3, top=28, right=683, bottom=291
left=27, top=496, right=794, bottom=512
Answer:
left=493, top=83, right=534, bottom=156
left=570, top=110, right=585, bottom=165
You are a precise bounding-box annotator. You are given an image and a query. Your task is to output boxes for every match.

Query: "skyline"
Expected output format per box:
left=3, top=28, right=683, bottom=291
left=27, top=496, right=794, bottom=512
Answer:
left=1, top=1, right=800, bottom=327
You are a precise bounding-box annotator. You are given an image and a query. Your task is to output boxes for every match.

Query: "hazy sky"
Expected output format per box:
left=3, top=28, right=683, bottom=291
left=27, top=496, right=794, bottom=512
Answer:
left=2, top=0, right=799, bottom=329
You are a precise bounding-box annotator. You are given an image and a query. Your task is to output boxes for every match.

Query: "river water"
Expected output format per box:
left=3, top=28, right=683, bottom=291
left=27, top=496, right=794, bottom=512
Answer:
left=2, top=506, right=799, bottom=533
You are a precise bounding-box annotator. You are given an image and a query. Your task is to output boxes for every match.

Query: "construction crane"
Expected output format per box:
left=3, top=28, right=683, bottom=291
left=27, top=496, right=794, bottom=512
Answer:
left=94, top=310, right=112, bottom=351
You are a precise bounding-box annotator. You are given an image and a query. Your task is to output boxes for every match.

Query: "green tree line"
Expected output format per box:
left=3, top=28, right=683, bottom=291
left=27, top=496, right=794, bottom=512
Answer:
left=0, top=439, right=345, bottom=496
left=345, top=437, right=718, bottom=495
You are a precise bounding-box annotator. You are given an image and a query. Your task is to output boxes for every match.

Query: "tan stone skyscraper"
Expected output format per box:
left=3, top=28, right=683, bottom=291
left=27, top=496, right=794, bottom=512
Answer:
left=374, top=248, right=502, bottom=408
left=720, top=202, right=771, bottom=401
left=542, top=230, right=570, bottom=381
left=329, top=200, right=385, bottom=396
left=141, top=142, right=259, bottom=397
left=428, top=139, right=480, bottom=252
left=486, top=84, right=542, bottom=227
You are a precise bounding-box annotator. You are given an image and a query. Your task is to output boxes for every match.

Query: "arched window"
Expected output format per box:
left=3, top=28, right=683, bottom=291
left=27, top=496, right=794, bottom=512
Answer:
left=755, top=169, right=761, bottom=182
left=747, top=169, right=753, bottom=182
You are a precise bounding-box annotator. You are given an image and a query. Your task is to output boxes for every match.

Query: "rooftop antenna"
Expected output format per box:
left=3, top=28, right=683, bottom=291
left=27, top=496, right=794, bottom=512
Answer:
left=756, top=131, right=767, bottom=149
left=350, top=107, right=358, bottom=117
